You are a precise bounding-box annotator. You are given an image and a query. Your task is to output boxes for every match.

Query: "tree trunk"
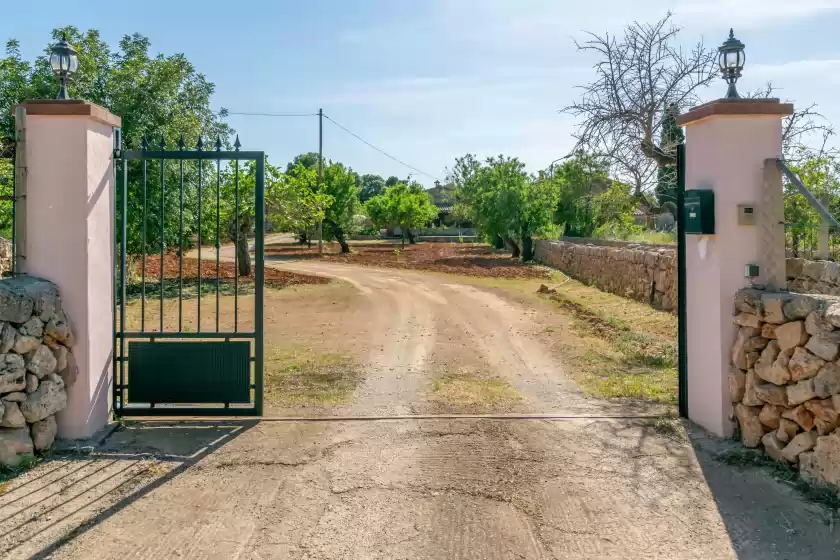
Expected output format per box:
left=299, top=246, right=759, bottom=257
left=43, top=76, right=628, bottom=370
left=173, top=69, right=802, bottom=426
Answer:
left=493, top=235, right=505, bottom=250
left=236, top=233, right=251, bottom=277
left=520, top=232, right=534, bottom=262
left=504, top=236, right=520, bottom=259
left=327, top=220, right=350, bottom=253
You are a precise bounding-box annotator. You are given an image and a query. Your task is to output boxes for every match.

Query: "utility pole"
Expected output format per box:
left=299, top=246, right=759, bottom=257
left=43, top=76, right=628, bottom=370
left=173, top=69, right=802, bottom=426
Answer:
left=317, top=108, right=324, bottom=254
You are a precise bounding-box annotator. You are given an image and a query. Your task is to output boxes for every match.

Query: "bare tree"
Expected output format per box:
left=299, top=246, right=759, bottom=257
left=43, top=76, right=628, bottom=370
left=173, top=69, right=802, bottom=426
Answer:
left=745, top=83, right=837, bottom=163
left=562, top=12, right=716, bottom=195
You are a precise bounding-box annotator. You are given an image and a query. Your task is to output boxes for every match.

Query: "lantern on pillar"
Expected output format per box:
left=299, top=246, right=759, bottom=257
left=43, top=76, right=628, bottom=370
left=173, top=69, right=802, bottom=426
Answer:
left=718, top=29, right=745, bottom=99
left=49, top=33, right=79, bottom=100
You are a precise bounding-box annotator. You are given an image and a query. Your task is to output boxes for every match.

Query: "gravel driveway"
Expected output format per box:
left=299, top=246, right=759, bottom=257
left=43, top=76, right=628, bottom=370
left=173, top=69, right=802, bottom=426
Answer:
left=1, top=253, right=837, bottom=559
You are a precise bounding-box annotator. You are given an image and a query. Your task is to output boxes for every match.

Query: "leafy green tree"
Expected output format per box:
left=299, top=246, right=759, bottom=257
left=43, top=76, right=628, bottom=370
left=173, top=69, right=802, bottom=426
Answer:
left=450, top=154, right=558, bottom=260
left=385, top=176, right=400, bottom=187
left=550, top=152, right=611, bottom=238
left=321, top=162, right=360, bottom=253
left=359, top=173, right=386, bottom=202
left=0, top=28, right=232, bottom=259
left=285, top=152, right=320, bottom=173
left=216, top=158, right=329, bottom=274
left=364, top=183, right=438, bottom=246
left=783, top=154, right=840, bottom=257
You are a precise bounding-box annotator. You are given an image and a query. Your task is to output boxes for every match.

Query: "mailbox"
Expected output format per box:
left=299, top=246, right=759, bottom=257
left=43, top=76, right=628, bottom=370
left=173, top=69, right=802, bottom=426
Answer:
left=684, top=189, right=715, bottom=234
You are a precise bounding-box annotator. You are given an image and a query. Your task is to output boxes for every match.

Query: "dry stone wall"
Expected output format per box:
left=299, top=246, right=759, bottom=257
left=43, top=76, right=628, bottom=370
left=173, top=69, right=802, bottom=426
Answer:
left=731, top=289, right=840, bottom=490
left=534, top=239, right=676, bottom=311
left=0, top=276, right=74, bottom=467
left=536, top=239, right=840, bottom=312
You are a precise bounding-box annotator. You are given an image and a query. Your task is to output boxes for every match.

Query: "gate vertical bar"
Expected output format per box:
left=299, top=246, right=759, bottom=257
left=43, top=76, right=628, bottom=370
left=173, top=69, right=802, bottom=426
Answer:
left=178, top=136, right=184, bottom=331
left=140, top=137, right=148, bottom=331
left=159, top=137, right=166, bottom=332
left=197, top=137, right=203, bottom=332
left=112, top=128, right=121, bottom=414
left=234, top=136, right=240, bottom=331
left=677, top=143, right=688, bottom=418
left=215, top=138, right=221, bottom=332
left=254, top=154, right=265, bottom=415
left=120, top=150, right=128, bottom=414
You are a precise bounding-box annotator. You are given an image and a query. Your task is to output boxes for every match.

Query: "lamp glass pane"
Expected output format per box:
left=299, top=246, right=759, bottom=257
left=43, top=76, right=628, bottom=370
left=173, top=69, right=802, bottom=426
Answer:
left=725, top=51, right=739, bottom=68
left=69, top=55, right=78, bottom=73
left=49, top=53, right=61, bottom=72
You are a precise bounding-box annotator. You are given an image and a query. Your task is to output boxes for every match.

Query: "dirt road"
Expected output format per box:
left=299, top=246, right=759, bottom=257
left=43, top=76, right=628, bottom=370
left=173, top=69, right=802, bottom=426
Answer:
left=2, top=251, right=838, bottom=558
left=272, top=258, right=600, bottom=417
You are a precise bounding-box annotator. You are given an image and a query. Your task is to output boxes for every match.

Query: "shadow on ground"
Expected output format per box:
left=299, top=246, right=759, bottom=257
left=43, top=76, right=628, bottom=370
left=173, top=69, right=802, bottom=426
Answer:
left=0, top=420, right=257, bottom=559
left=684, top=421, right=840, bottom=559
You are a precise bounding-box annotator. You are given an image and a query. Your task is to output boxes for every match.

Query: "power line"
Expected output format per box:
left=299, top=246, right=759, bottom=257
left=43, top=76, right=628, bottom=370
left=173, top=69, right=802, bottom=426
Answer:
left=222, top=111, right=319, bottom=117
left=322, top=114, right=440, bottom=181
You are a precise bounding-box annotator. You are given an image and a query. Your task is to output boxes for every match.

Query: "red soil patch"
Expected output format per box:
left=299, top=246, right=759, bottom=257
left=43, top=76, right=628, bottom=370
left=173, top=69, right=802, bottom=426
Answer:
left=264, top=242, right=551, bottom=279
left=135, top=254, right=328, bottom=288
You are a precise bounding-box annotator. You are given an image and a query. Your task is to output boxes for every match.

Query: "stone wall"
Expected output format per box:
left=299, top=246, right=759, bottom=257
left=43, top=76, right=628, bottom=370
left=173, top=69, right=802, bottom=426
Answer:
left=0, top=277, right=74, bottom=467
left=730, top=289, right=840, bottom=490
left=786, top=258, right=840, bottom=296
left=534, top=239, right=677, bottom=311
left=535, top=238, right=840, bottom=312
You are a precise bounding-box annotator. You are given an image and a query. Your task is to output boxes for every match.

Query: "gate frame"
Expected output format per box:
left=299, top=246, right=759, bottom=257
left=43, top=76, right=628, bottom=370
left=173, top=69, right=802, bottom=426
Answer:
left=113, top=137, right=265, bottom=417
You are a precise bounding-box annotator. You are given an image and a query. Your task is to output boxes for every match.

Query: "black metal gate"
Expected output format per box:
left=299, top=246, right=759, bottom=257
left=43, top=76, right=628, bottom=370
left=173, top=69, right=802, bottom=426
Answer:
left=114, top=134, right=265, bottom=416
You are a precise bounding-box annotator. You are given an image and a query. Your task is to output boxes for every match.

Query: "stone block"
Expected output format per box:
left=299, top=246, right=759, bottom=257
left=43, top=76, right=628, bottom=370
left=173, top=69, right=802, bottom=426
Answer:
left=805, top=311, right=834, bottom=336
left=782, top=405, right=815, bottom=432
left=742, top=369, right=764, bottom=407
left=776, top=321, right=809, bottom=353
left=729, top=366, right=746, bottom=403
left=0, top=282, right=34, bottom=324
left=735, top=403, right=765, bottom=448
left=814, top=362, right=840, bottom=398
left=777, top=418, right=799, bottom=443
left=762, top=324, right=778, bottom=339
left=19, top=378, right=66, bottom=424
left=788, top=379, right=820, bottom=406
left=799, top=432, right=840, bottom=487
left=762, top=431, right=787, bottom=463
left=805, top=334, right=840, bottom=361
left=735, top=289, right=764, bottom=314
left=755, top=382, right=789, bottom=407
left=733, top=313, right=763, bottom=328
left=30, top=415, right=56, bottom=451
left=788, top=347, right=824, bottom=382
left=759, top=404, right=782, bottom=430
left=762, top=293, right=793, bottom=324
left=825, top=302, right=840, bottom=328
left=782, top=431, right=818, bottom=463
left=0, top=427, right=34, bottom=467
left=784, top=295, right=819, bottom=320
left=754, top=340, right=780, bottom=384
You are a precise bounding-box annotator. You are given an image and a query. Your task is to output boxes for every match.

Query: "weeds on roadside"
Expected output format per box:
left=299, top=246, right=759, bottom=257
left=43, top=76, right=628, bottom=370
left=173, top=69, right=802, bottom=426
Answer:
left=0, top=454, right=42, bottom=485
left=717, top=447, right=840, bottom=514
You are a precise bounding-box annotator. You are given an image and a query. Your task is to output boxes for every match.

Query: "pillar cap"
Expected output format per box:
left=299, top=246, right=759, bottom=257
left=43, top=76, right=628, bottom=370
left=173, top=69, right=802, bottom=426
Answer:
left=13, top=99, right=121, bottom=128
left=677, top=98, right=793, bottom=127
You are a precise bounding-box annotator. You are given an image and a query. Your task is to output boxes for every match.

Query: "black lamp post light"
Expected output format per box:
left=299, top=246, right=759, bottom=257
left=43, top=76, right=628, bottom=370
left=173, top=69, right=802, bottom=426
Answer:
left=49, top=33, right=79, bottom=100
left=718, top=29, right=746, bottom=99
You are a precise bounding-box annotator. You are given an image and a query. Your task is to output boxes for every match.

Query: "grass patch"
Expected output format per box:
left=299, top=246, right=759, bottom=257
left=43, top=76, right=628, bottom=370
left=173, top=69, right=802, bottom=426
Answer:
left=265, top=349, right=361, bottom=406
left=545, top=290, right=677, bottom=403
left=432, top=370, right=523, bottom=410
left=0, top=454, right=42, bottom=487
left=647, top=416, right=688, bottom=443
left=716, top=447, right=840, bottom=514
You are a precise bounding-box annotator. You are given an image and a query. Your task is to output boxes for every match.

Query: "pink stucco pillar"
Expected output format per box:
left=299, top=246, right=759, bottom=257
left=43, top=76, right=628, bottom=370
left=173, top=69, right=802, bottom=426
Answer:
left=17, top=100, right=121, bottom=439
left=677, top=99, right=792, bottom=437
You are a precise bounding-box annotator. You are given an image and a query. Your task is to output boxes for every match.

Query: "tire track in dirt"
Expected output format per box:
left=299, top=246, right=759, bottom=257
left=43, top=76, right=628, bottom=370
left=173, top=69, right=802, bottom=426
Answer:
left=271, top=260, right=594, bottom=414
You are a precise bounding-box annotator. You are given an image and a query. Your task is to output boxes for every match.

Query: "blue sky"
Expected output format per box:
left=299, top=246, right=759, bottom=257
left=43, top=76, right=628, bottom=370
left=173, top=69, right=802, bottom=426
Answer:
left=3, top=0, right=840, bottom=187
